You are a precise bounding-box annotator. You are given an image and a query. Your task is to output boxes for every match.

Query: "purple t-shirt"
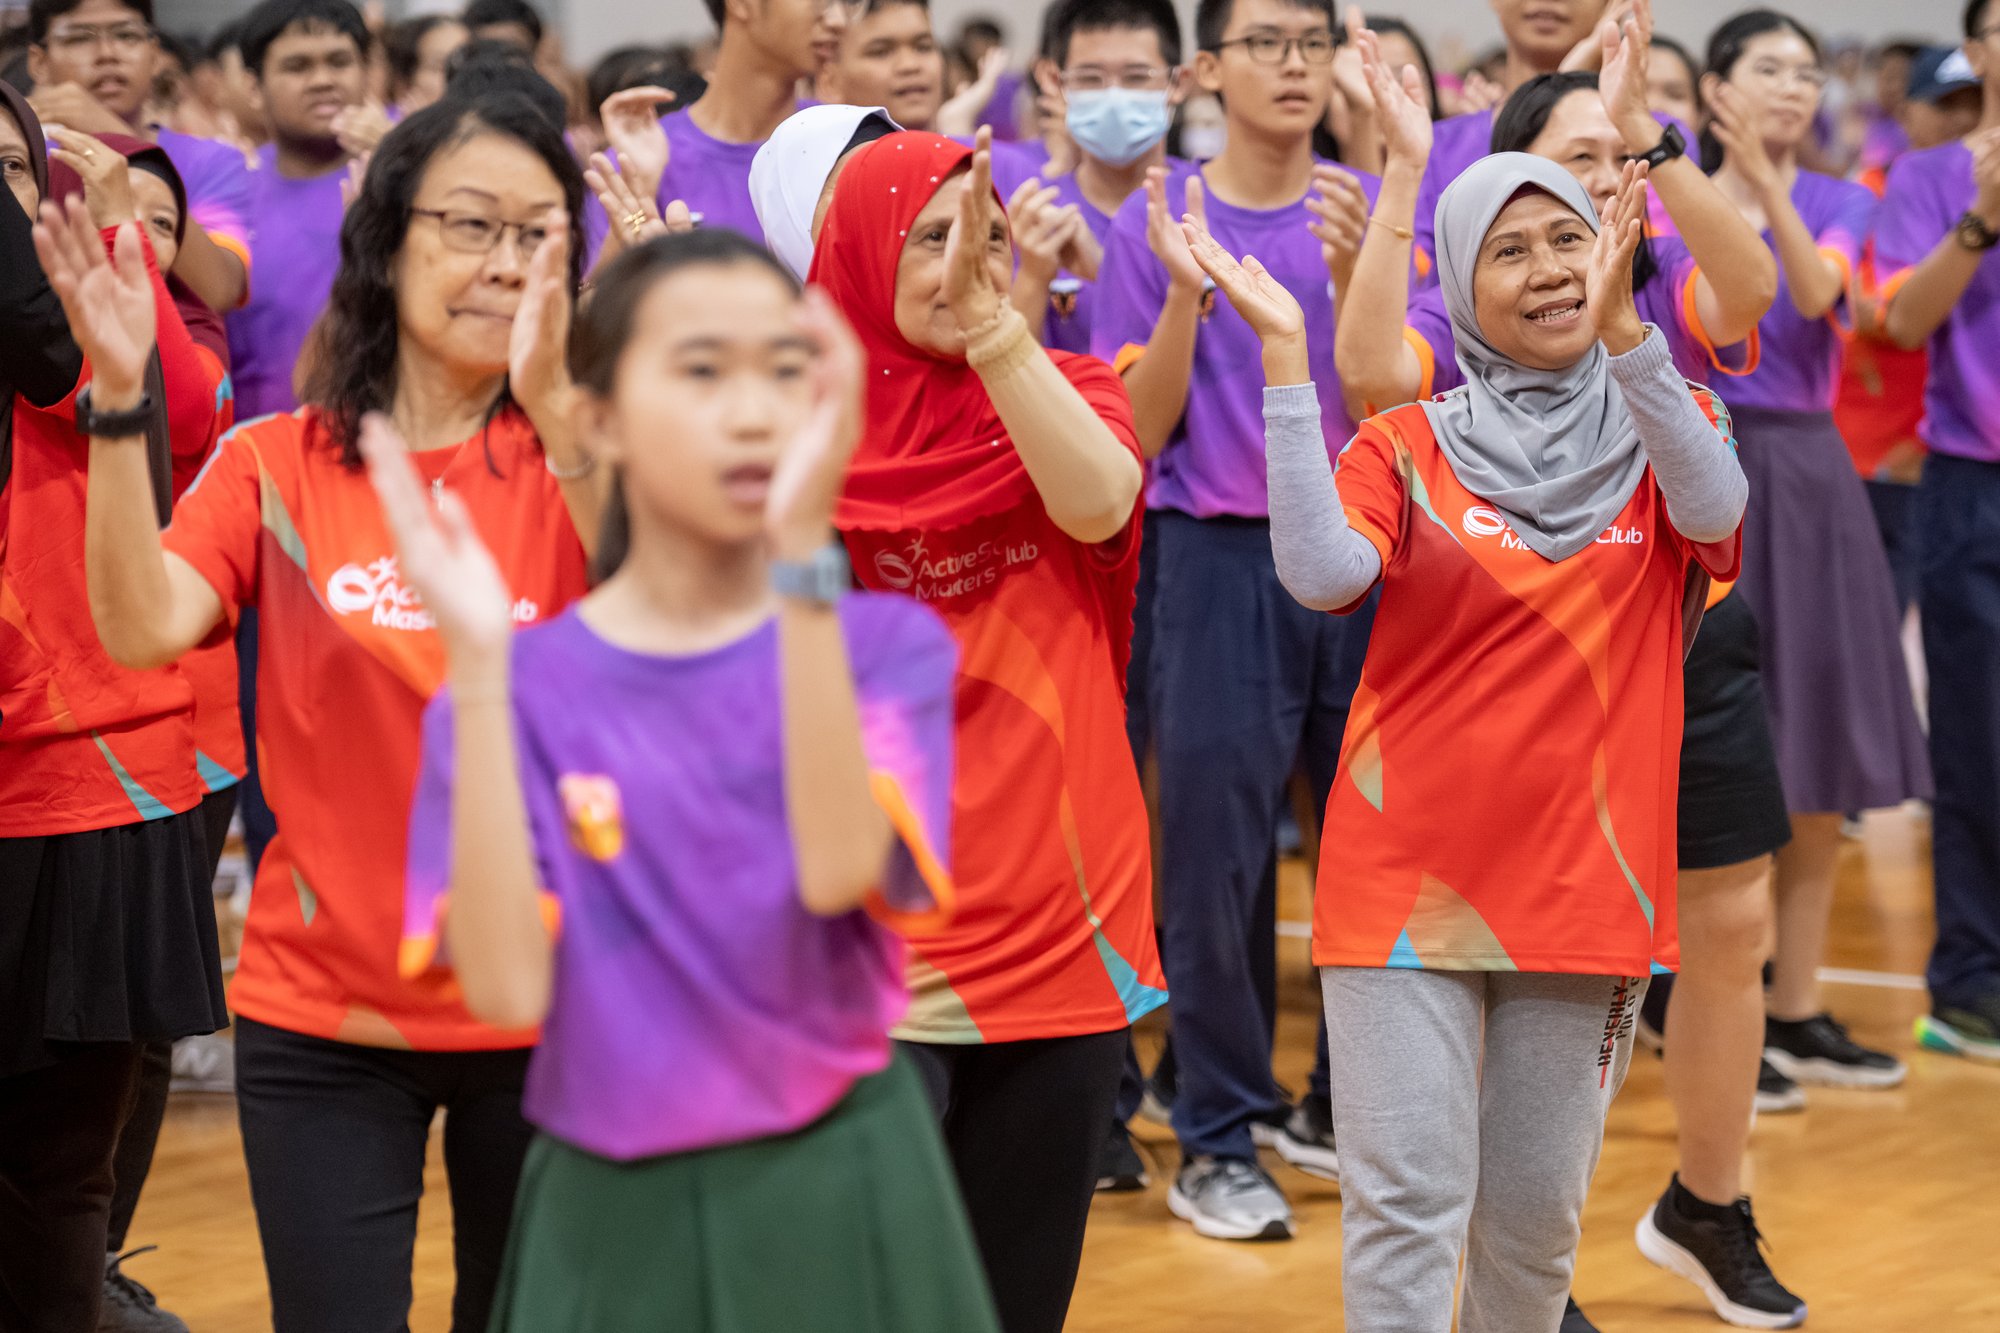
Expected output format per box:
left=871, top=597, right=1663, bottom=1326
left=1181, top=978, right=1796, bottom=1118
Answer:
left=405, top=595, right=960, bottom=1162
left=1040, top=162, right=1185, bottom=356
left=1723, top=171, right=1874, bottom=413
left=1408, top=235, right=1753, bottom=396
left=1092, top=160, right=1382, bottom=518
left=1874, top=139, right=2000, bottom=464
left=223, top=144, right=346, bottom=420
left=154, top=128, right=252, bottom=263
left=1412, top=109, right=1494, bottom=282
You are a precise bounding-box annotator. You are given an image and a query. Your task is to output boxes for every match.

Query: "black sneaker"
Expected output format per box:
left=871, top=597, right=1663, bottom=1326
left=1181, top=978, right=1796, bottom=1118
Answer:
left=1272, top=1094, right=1338, bottom=1181
left=101, top=1248, right=190, bottom=1333
left=1765, top=1012, right=1906, bottom=1088
left=1754, top=1057, right=1806, bottom=1115
left=1094, top=1121, right=1150, bottom=1193
left=1561, top=1296, right=1601, bottom=1332
left=1635, top=1178, right=1806, bottom=1328
left=1915, top=993, right=2000, bottom=1064
left=1637, top=973, right=1673, bottom=1055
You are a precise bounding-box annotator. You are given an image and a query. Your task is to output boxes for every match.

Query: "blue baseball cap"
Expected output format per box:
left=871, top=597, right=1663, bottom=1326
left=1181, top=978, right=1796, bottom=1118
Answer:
left=1908, top=46, right=1980, bottom=103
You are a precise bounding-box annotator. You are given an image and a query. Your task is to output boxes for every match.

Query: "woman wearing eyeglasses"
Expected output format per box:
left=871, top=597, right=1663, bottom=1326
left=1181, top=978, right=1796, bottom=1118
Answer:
left=57, top=91, right=595, bottom=1333
left=1694, top=9, right=1929, bottom=1099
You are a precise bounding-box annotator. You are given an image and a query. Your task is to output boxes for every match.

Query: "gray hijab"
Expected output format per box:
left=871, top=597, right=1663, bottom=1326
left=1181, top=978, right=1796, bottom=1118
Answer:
left=1420, top=152, right=1645, bottom=563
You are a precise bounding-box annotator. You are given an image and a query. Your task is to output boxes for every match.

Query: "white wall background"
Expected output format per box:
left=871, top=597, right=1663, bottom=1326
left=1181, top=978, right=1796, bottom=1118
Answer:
left=561, top=0, right=1971, bottom=66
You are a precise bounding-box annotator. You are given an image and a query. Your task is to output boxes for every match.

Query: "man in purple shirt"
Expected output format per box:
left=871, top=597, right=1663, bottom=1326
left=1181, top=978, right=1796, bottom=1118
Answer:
left=26, top=0, right=253, bottom=312
left=1091, top=0, right=1378, bottom=1243
left=589, top=0, right=842, bottom=253
left=1877, top=0, right=2000, bottom=1065
left=226, top=0, right=371, bottom=422
left=1409, top=0, right=1608, bottom=279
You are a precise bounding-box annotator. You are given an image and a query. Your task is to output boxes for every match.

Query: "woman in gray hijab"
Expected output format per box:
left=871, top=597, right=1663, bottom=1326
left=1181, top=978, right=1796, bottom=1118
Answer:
left=1182, top=152, right=1747, bottom=1333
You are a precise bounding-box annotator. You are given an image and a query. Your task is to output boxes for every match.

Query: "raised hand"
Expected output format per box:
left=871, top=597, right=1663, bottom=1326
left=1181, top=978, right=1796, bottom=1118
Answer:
left=1598, top=0, right=1659, bottom=151
left=339, top=153, right=372, bottom=210
left=942, top=127, right=1006, bottom=332
left=32, top=200, right=156, bottom=401
left=1971, top=126, right=2000, bottom=226
left=939, top=47, right=1012, bottom=137
left=1147, top=166, right=1208, bottom=293
left=1563, top=0, right=1636, bottom=71
left=27, top=83, right=126, bottom=137
left=1704, top=81, right=1781, bottom=198
left=1181, top=216, right=1306, bottom=344
left=1453, top=68, right=1505, bottom=115
left=45, top=126, right=138, bottom=232
left=331, top=102, right=393, bottom=158
left=1008, top=177, right=1080, bottom=284
left=1355, top=20, right=1433, bottom=171
left=507, top=211, right=576, bottom=422
left=767, top=289, right=867, bottom=560
left=598, top=86, right=674, bottom=201
left=586, top=151, right=667, bottom=260
left=359, top=413, right=516, bottom=658
left=1586, top=160, right=1649, bottom=355
left=1307, top=163, right=1368, bottom=293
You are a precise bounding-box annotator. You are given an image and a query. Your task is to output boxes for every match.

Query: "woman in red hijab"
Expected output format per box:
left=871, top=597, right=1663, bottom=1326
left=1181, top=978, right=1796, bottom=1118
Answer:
left=812, top=129, right=1164, bottom=1333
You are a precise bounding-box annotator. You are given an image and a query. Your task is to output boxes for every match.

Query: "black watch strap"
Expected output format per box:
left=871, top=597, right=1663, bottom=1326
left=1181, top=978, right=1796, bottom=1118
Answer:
left=1957, top=211, right=2000, bottom=253
left=1635, top=122, right=1687, bottom=171
left=74, top=386, right=157, bottom=438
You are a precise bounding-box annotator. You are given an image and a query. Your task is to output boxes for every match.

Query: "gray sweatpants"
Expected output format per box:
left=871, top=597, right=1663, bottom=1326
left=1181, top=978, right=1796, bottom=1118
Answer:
left=1321, top=967, right=1647, bottom=1333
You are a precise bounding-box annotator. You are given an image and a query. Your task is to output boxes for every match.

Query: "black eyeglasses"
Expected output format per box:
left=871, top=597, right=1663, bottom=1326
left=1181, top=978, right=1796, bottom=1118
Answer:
left=1207, top=31, right=1337, bottom=65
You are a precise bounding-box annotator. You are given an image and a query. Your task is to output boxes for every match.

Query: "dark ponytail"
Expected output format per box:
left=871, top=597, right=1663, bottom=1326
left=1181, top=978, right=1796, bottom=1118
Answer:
left=1698, top=9, right=1821, bottom=171
left=570, top=229, right=801, bottom=583
left=1490, top=73, right=1658, bottom=292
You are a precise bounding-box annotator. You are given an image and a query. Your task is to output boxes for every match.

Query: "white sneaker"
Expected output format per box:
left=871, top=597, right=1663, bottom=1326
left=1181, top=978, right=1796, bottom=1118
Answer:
left=168, top=1033, right=234, bottom=1094
left=1167, top=1157, right=1294, bottom=1241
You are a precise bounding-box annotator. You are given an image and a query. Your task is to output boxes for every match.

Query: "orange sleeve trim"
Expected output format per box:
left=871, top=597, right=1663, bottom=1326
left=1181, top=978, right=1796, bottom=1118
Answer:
left=1413, top=245, right=1433, bottom=280
left=1876, top=265, right=1916, bottom=307
left=862, top=770, right=957, bottom=934
left=208, top=232, right=252, bottom=306
left=396, top=890, right=562, bottom=980
left=1679, top=264, right=1761, bottom=378
left=1406, top=326, right=1436, bottom=402
left=1820, top=245, right=1858, bottom=336
left=1112, top=341, right=1146, bottom=376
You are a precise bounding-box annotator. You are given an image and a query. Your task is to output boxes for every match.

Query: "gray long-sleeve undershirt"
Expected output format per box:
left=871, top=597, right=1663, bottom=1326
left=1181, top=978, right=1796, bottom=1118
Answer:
left=1263, top=326, right=1749, bottom=612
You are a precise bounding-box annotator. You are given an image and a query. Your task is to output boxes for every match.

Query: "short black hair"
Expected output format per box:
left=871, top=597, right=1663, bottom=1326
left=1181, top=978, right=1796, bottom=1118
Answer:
left=1046, top=0, right=1182, bottom=70
left=702, top=0, right=724, bottom=28
left=1969, top=0, right=1994, bottom=40
left=445, top=41, right=564, bottom=129
left=462, top=0, right=541, bottom=47
left=1195, top=0, right=1334, bottom=54
left=239, top=0, right=371, bottom=77
left=962, top=17, right=1004, bottom=46
left=586, top=44, right=675, bottom=114
left=205, top=19, right=243, bottom=63
left=154, top=27, right=197, bottom=72
left=29, top=0, right=153, bottom=45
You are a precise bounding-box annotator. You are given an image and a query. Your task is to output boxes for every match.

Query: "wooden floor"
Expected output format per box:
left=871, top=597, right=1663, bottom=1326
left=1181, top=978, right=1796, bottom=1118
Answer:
left=132, top=809, right=2000, bottom=1330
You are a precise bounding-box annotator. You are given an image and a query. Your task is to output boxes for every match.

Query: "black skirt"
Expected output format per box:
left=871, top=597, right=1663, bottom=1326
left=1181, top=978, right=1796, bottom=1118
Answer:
left=1678, top=592, right=1794, bottom=871
left=0, top=804, right=228, bottom=1076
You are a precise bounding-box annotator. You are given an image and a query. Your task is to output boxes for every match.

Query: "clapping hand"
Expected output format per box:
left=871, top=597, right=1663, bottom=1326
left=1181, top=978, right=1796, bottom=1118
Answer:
left=31, top=198, right=156, bottom=404
left=766, top=290, right=867, bottom=561
left=1586, top=160, right=1649, bottom=356
left=1146, top=166, right=1208, bottom=294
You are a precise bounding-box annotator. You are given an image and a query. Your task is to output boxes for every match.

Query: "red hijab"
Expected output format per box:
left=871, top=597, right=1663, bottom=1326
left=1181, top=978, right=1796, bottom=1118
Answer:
left=813, top=131, right=1111, bottom=534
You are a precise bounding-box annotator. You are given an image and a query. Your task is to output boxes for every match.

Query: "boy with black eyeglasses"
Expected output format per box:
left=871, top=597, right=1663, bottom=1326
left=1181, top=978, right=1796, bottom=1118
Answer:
left=1092, top=0, right=1377, bottom=1244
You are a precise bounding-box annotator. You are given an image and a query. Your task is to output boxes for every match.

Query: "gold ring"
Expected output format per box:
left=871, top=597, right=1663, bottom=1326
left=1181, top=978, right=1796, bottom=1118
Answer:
left=624, top=211, right=648, bottom=232
left=80, top=148, right=95, bottom=159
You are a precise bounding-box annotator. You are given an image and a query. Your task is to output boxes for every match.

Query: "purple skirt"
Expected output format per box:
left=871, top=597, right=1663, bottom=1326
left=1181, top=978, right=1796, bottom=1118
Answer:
left=1729, top=405, right=1932, bottom=813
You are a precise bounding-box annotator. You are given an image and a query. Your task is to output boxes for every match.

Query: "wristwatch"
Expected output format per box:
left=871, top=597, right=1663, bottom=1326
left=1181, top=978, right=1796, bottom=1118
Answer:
left=1955, top=211, right=2000, bottom=253
left=771, top=543, right=852, bottom=606
left=1632, top=122, right=1687, bottom=171
left=73, top=386, right=156, bottom=438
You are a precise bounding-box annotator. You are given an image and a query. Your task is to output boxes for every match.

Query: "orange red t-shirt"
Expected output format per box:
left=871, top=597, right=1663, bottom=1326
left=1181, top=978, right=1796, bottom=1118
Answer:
left=841, top=399, right=1166, bottom=1043
left=163, top=406, right=587, bottom=1049
left=1313, top=399, right=1741, bottom=977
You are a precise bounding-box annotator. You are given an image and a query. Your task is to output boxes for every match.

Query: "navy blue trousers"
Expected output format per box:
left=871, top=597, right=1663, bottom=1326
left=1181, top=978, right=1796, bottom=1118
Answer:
left=1150, top=511, right=1374, bottom=1160
left=1917, top=453, right=2000, bottom=1008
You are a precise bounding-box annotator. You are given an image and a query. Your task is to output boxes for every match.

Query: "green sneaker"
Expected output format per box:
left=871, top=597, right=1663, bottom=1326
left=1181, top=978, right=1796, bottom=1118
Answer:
left=1915, top=996, right=2000, bottom=1063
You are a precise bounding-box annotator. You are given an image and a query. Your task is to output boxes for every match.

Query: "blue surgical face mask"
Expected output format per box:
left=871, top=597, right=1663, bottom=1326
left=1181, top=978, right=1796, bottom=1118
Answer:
left=1065, top=88, right=1172, bottom=167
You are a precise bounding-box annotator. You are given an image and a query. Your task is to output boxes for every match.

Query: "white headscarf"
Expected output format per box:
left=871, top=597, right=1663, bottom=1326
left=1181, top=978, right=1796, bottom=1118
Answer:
left=1420, top=152, right=1648, bottom=563
left=750, top=104, right=900, bottom=281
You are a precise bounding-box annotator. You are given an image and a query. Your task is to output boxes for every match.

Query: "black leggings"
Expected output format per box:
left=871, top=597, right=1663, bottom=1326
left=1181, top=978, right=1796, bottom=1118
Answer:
left=901, top=1029, right=1127, bottom=1333
left=233, top=1017, right=534, bottom=1333
left=0, top=1041, right=143, bottom=1332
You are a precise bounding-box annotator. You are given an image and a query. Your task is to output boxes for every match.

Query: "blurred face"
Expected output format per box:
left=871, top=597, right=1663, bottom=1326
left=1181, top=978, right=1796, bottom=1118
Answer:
left=739, top=0, right=846, bottom=81
left=1902, top=90, right=1981, bottom=150
left=1194, top=0, right=1335, bottom=141
left=1374, top=30, right=1426, bottom=97
left=131, top=167, right=179, bottom=270
left=829, top=3, right=942, bottom=130
left=1714, top=28, right=1823, bottom=150
left=0, top=112, right=38, bottom=215
left=1489, top=0, right=1606, bottom=71
left=1875, top=50, right=1912, bottom=111
left=394, top=132, right=564, bottom=378
left=1471, top=189, right=1599, bottom=371
left=590, top=263, right=813, bottom=549
left=1062, top=25, right=1180, bottom=106
left=406, top=21, right=467, bottom=112
left=1526, top=88, right=1625, bottom=216
left=30, top=0, right=158, bottom=121
left=256, top=24, right=367, bottom=146
left=1647, top=48, right=1698, bottom=128
left=1969, top=16, right=2000, bottom=86
left=893, top=168, right=1013, bottom=355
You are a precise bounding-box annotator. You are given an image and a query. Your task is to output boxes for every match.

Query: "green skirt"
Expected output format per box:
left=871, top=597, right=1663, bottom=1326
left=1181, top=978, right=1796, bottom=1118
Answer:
left=489, top=1052, right=1001, bottom=1333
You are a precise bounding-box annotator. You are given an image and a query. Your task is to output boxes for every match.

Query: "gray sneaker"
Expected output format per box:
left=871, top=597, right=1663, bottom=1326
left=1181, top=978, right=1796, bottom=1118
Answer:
left=1167, top=1157, right=1294, bottom=1241
left=168, top=1033, right=234, bottom=1094
left=100, top=1248, right=189, bottom=1333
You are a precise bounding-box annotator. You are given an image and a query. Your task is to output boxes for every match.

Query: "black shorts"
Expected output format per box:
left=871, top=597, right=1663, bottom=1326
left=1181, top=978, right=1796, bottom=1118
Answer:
left=1677, top=592, right=1793, bottom=870
left=0, top=803, right=229, bottom=1076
